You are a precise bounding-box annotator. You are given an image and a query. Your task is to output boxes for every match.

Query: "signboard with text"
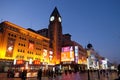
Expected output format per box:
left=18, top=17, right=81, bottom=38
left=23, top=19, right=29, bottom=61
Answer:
left=61, top=46, right=74, bottom=62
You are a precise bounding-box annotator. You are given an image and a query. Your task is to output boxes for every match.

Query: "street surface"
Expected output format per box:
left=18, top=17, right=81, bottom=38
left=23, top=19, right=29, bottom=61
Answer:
left=0, top=71, right=118, bottom=80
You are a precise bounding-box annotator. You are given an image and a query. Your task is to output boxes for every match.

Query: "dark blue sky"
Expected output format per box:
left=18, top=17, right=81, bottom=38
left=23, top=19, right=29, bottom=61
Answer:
left=0, top=0, right=120, bottom=63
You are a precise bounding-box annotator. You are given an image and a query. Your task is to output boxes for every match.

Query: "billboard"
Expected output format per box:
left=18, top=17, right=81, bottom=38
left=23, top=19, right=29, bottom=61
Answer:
left=16, top=60, right=25, bottom=65
left=28, top=40, right=34, bottom=50
left=61, top=46, right=74, bottom=62
left=5, top=38, right=15, bottom=57
left=75, top=46, right=78, bottom=63
left=33, top=60, right=41, bottom=65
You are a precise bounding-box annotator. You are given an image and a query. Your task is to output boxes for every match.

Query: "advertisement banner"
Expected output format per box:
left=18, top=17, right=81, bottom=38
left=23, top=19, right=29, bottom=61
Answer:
left=61, top=51, right=74, bottom=62
left=61, top=46, right=74, bottom=62
left=5, top=38, right=15, bottom=57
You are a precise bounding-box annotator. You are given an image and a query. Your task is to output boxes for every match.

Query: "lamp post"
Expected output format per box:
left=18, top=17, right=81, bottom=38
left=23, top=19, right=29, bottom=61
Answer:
left=97, top=61, right=100, bottom=80
left=87, top=58, right=90, bottom=80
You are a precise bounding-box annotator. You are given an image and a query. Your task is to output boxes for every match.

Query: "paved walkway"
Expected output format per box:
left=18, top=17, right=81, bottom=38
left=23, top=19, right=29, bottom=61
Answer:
left=1, top=77, right=48, bottom=80
left=0, top=71, right=118, bottom=80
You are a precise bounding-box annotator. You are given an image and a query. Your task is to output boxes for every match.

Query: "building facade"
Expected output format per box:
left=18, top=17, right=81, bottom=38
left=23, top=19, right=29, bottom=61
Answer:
left=61, top=33, right=87, bottom=71
left=0, top=21, right=50, bottom=71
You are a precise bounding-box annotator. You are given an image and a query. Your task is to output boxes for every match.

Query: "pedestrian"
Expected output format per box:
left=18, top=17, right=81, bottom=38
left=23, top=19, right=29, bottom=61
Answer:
left=7, top=69, right=14, bottom=78
left=7, top=69, right=10, bottom=78
left=19, top=70, right=22, bottom=78
left=21, top=69, right=27, bottom=80
left=37, top=69, right=42, bottom=80
left=118, top=64, right=120, bottom=77
left=11, top=69, right=15, bottom=78
left=114, top=64, right=120, bottom=80
left=48, top=69, right=51, bottom=78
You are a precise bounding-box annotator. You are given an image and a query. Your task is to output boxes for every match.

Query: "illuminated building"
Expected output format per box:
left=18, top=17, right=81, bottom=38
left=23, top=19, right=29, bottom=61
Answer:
left=0, top=21, right=50, bottom=71
left=61, top=33, right=87, bottom=71
left=86, top=43, right=102, bottom=69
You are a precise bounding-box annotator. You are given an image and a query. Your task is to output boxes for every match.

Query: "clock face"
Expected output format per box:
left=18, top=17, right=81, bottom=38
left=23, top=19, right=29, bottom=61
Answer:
left=50, top=16, right=54, bottom=21
left=58, top=17, right=62, bottom=22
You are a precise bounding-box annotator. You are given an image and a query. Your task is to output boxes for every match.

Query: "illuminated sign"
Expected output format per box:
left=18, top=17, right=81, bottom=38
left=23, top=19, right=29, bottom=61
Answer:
left=16, top=60, right=25, bottom=65
left=28, top=43, right=34, bottom=50
left=62, top=47, right=70, bottom=52
left=33, top=60, right=41, bottom=65
left=29, top=59, right=32, bottom=64
left=5, top=38, right=15, bottom=57
left=61, top=46, right=74, bottom=62
left=75, top=46, right=78, bottom=56
left=43, top=49, right=47, bottom=57
left=28, top=40, right=34, bottom=50
left=13, top=59, right=16, bottom=65
left=49, top=51, right=53, bottom=61
left=75, top=46, right=78, bottom=63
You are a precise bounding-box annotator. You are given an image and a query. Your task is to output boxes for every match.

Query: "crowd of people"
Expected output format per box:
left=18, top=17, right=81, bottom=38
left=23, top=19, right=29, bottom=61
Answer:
left=7, top=69, right=14, bottom=78
left=7, top=69, right=27, bottom=80
left=6, top=64, right=120, bottom=80
left=6, top=68, right=57, bottom=80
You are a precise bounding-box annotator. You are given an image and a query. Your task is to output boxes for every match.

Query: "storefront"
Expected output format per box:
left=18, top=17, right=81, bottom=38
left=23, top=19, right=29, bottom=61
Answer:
left=0, top=59, right=13, bottom=72
left=60, top=46, right=87, bottom=72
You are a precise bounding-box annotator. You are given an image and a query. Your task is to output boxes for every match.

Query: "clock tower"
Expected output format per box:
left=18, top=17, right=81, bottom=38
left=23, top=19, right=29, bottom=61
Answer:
left=48, top=7, right=62, bottom=64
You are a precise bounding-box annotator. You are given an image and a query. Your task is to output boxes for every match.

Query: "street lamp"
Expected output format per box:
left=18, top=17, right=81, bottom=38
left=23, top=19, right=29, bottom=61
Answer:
left=87, top=58, right=90, bottom=80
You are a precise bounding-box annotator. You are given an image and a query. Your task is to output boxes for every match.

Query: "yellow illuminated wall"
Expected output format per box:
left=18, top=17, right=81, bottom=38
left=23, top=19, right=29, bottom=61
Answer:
left=0, top=32, right=3, bottom=58
left=0, top=21, right=50, bottom=63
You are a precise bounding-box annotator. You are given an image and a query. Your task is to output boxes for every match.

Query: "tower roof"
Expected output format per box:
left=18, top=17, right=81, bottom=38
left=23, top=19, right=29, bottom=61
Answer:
left=50, top=7, right=61, bottom=17
left=87, top=43, right=93, bottom=49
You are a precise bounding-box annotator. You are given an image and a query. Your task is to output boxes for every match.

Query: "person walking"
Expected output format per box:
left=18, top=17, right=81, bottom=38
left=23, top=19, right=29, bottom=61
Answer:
left=118, top=64, right=120, bottom=77
left=21, top=69, right=27, bottom=80
left=115, top=64, right=120, bottom=80
left=37, top=69, right=42, bottom=80
left=7, top=69, right=11, bottom=78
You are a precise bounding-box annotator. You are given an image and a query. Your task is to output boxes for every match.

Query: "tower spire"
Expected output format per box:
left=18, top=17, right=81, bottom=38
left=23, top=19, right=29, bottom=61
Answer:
left=50, top=7, right=61, bottom=17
